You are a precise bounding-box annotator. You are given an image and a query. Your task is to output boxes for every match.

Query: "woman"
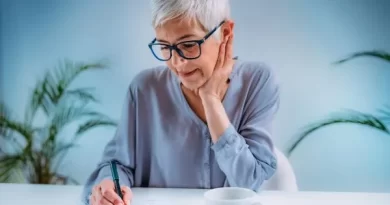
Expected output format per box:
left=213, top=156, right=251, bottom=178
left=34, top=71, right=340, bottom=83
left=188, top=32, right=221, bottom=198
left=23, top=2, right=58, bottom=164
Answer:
left=84, top=0, right=279, bottom=204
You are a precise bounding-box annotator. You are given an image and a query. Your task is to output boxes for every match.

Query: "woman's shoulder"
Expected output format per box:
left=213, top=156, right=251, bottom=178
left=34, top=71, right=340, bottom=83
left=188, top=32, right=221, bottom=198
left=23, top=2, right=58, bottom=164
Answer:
left=232, top=60, right=280, bottom=116
left=233, top=60, right=279, bottom=90
left=127, top=65, right=174, bottom=96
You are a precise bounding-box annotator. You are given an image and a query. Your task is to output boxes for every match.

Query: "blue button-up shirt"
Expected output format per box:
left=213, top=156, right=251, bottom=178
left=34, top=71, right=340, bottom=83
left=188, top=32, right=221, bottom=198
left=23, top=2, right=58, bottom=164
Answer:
left=81, top=60, right=279, bottom=204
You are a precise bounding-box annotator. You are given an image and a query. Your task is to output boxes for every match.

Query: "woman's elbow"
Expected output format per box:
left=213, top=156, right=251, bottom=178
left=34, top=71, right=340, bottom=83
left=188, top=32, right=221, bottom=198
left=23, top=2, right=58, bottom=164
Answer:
left=246, top=160, right=277, bottom=191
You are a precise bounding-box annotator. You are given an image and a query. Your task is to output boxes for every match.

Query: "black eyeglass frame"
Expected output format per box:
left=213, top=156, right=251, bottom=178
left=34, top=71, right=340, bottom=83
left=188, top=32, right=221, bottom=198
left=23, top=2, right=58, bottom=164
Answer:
left=148, top=20, right=226, bottom=61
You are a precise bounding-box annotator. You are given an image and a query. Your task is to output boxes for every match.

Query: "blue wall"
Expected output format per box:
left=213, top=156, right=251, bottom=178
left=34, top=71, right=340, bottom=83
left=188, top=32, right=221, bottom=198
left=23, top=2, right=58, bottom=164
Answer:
left=1, top=0, right=390, bottom=192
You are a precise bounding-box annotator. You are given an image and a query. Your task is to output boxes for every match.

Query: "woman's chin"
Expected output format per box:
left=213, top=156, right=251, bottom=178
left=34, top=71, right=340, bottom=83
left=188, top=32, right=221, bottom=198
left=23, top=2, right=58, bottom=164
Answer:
left=180, top=79, right=204, bottom=91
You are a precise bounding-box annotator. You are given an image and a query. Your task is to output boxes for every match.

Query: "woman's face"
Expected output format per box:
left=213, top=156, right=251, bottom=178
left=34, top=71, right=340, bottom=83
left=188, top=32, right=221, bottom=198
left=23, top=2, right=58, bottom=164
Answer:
left=154, top=18, right=230, bottom=91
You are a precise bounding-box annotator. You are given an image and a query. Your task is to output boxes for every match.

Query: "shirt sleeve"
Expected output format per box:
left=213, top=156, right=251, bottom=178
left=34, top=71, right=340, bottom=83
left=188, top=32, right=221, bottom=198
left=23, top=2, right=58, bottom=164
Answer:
left=81, top=87, right=136, bottom=204
left=211, top=65, right=280, bottom=191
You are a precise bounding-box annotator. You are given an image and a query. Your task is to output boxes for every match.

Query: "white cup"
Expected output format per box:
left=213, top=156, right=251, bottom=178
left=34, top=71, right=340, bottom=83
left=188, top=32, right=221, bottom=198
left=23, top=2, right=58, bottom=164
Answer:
left=204, top=187, right=262, bottom=205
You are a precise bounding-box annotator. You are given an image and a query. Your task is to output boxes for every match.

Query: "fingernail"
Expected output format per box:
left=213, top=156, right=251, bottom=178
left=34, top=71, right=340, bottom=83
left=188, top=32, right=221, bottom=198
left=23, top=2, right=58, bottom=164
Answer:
left=127, top=200, right=131, bottom=205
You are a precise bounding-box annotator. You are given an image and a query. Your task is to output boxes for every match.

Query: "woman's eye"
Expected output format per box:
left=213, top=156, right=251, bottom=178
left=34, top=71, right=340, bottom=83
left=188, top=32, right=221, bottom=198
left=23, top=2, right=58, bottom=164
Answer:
left=182, top=43, right=196, bottom=48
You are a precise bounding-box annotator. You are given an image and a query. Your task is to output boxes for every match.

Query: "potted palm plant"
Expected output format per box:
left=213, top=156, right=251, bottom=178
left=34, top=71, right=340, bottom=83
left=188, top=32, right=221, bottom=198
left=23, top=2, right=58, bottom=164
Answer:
left=288, top=50, right=390, bottom=155
left=0, top=59, right=117, bottom=184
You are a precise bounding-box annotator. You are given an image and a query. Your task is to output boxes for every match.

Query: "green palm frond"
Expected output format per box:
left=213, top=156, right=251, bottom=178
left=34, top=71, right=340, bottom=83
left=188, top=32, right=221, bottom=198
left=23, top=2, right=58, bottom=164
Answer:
left=0, top=102, right=33, bottom=148
left=377, top=104, right=390, bottom=123
left=40, top=104, right=99, bottom=149
left=52, top=142, right=79, bottom=158
left=51, top=142, right=79, bottom=173
left=52, top=59, right=106, bottom=105
left=0, top=118, right=33, bottom=142
left=49, top=119, right=116, bottom=175
left=55, top=59, right=106, bottom=95
left=25, top=59, right=107, bottom=122
left=49, top=118, right=116, bottom=174
left=288, top=109, right=390, bottom=155
left=41, top=102, right=116, bottom=159
left=24, top=76, right=57, bottom=123
left=1, top=59, right=115, bottom=184
left=0, top=155, right=24, bottom=182
left=24, top=84, right=43, bottom=124
left=63, top=87, right=99, bottom=104
left=75, top=118, right=117, bottom=137
left=9, top=167, right=26, bottom=183
left=333, top=50, right=390, bottom=65
left=51, top=104, right=108, bottom=133
left=0, top=130, right=24, bottom=154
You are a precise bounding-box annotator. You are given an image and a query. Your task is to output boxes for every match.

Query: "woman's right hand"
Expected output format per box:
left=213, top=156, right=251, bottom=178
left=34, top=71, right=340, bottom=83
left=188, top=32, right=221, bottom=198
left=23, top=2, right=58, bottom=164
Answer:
left=89, top=179, right=132, bottom=205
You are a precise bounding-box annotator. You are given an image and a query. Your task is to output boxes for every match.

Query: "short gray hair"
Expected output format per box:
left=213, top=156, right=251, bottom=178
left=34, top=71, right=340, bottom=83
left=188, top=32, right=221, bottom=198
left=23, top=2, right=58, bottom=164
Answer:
left=151, top=0, right=230, bottom=39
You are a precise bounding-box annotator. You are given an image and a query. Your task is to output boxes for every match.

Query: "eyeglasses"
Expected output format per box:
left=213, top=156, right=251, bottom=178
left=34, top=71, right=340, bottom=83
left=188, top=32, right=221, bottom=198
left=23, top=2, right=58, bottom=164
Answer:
left=148, top=21, right=225, bottom=61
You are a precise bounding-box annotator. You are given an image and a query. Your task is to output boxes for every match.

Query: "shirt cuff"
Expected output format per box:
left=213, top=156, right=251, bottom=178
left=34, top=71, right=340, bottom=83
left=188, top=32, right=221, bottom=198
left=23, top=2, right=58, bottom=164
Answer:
left=211, top=123, right=239, bottom=152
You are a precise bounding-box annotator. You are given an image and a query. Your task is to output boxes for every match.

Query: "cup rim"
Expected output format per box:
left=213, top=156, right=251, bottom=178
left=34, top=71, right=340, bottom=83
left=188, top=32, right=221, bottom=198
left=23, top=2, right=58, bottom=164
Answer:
left=204, top=187, right=258, bottom=202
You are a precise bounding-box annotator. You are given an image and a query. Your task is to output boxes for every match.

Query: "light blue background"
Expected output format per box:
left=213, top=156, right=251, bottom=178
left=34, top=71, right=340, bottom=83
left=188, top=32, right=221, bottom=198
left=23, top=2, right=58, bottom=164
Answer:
left=1, top=0, right=390, bottom=192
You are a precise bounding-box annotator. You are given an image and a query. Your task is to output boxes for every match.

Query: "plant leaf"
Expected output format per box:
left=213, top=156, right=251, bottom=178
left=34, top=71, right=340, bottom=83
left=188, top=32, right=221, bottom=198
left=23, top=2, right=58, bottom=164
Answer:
left=50, top=104, right=106, bottom=133
left=43, top=104, right=114, bottom=156
left=55, top=59, right=106, bottom=95
left=51, top=142, right=79, bottom=173
left=62, top=87, right=99, bottom=104
left=377, top=105, right=390, bottom=126
left=0, top=134, right=23, bottom=154
left=50, top=118, right=116, bottom=173
left=0, top=155, right=23, bottom=182
left=333, top=50, right=390, bottom=65
left=24, top=59, right=107, bottom=122
left=75, top=118, right=117, bottom=137
left=0, top=102, right=33, bottom=147
left=24, top=76, right=57, bottom=123
left=24, top=83, right=44, bottom=123
left=48, top=60, right=106, bottom=110
left=288, top=109, right=390, bottom=155
left=53, top=142, right=79, bottom=158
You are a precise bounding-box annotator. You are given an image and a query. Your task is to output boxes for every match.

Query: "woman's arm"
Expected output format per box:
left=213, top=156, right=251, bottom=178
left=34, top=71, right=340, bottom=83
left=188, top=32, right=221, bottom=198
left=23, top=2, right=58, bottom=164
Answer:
left=81, top=88, right=136, bottom=204
left=202, top=67, right=279, bottom=191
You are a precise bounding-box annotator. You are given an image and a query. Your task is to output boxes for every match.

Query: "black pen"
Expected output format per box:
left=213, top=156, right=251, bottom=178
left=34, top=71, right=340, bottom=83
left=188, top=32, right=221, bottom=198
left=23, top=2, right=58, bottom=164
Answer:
left=110, top=161, right=123, bottom=199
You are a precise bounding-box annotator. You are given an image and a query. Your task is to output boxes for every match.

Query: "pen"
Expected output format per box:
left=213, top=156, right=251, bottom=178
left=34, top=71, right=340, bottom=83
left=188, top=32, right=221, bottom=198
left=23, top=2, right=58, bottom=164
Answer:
left=110, top=161, right=123, bottom=199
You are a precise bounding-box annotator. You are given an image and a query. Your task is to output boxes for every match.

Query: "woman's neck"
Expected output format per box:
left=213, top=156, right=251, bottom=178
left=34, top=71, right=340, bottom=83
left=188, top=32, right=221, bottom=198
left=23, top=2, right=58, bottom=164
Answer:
left=180, top=84, right=207, bottom=123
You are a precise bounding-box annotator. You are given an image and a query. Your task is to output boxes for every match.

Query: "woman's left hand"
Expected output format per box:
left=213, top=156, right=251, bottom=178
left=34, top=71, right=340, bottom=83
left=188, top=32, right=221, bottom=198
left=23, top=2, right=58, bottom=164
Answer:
left=198, top=34, right=235, bottom=101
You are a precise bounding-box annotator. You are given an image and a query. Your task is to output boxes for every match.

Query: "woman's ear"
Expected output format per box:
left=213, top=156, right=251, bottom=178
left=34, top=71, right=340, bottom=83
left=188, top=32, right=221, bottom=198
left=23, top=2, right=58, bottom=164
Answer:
left=222, top=20, right=235, bottom=40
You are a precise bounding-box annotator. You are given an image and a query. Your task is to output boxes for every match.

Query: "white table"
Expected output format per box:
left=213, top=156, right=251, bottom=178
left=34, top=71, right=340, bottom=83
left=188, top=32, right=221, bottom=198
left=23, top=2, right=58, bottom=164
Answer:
left=0, top=183, right=389, bottom=205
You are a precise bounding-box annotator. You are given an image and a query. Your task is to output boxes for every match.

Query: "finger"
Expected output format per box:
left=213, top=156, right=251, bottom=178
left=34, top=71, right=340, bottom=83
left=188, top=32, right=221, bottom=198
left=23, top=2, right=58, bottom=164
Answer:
left=121, top=186, right=133, bottom=205
left=215, top=38, right=227, bottom=69
left=94, top=186, right=113, bottom=205
left=223, top=34, right=235, bottom=71
left=91, top=186, right=100, bottom=205
left=101, top=185, right=124, bottom=205
left=225, top=34, right=234, bottom=61
left=89, top=194, right=96, bottom=205
left=224, top=35, right=235, bottom=79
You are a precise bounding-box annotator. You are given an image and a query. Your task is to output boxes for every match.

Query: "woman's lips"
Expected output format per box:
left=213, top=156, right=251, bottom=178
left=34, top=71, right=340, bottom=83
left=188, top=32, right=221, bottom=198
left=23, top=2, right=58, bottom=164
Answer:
left=179, top=69, right=198, bottom=78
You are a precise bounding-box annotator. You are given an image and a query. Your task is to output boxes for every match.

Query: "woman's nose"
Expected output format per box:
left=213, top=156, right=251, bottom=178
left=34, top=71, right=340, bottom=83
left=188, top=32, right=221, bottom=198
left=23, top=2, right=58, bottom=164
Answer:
left=170, top=49, right=186, bottom=68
